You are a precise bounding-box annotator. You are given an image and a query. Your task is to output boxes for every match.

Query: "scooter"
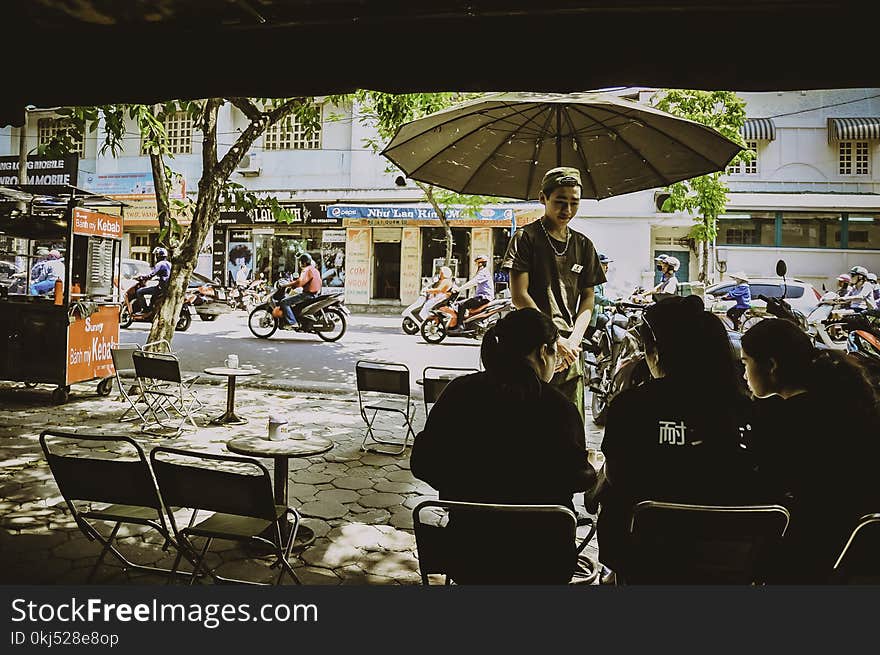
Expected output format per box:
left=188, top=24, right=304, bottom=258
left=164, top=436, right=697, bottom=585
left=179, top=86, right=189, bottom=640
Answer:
left=119, top=276, right=195, bottom=332
left=401, top=285, right=452, bottom=335
left=806, top=292, right=853, bottom=350
left=420, top=290, right=512, bottom=344
left=247, top=280, right=350, bottom=341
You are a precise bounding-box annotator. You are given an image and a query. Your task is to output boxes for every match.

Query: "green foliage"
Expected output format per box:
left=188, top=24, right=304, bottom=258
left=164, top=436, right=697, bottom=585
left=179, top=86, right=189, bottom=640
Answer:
left=652, top=89, right=749, bottom=234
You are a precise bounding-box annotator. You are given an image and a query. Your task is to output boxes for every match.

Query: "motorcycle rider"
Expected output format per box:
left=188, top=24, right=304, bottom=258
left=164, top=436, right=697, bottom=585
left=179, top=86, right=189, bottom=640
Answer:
left=135, top=246, right=171, bottom=313
left=720, top=271, right=752, bottom=331
left=587, top=253, right=615, bottom=339
left=452, top=254, right=494, bottom=330
left=836, top=273, right=851, bottom=297
left=838, top=265, right=877, bottom=311
left=418, top=265, right=454, bottom=321
left=635, top=255, right=679, bottom=302
left=868, top=272, right=880, bottom=304
left=280, top=253, right=322, bottom=329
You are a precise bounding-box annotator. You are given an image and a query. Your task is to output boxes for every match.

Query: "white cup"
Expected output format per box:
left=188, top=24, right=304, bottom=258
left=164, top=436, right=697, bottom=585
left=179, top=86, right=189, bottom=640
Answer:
left=225, top=354, right=239, bottom=369
left=267, top=415, right=288, bottom=441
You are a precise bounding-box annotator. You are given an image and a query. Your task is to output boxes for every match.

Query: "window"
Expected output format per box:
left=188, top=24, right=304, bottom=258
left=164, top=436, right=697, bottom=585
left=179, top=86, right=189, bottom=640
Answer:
left=263, top=106, right=322, bottom=150
left=725, top=140, right=758, bottom=175
left=847, top=214, right=880, bottom=249
left=142, top=111, right=192, bottom=155
left=37, top=117, right=83, bottom=157
left=780, top=212, right=843, bottom=248
left=717, top=212, right=775, bottom=246
left=839, top=141, right=870, bottom=175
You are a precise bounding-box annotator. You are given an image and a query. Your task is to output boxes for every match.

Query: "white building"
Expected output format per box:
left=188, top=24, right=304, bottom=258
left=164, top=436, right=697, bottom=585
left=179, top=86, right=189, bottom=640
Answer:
left=575, top=88, right=880, bottom=299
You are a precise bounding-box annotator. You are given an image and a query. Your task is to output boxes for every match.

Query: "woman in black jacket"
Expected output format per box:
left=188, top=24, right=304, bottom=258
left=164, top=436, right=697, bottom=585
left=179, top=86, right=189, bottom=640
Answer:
left=741, top=318, right=880, bottom=582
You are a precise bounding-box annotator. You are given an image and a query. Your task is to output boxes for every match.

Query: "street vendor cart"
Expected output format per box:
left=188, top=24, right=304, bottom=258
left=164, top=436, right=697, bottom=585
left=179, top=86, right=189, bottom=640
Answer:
left=0, top=184, right=124, bottom=404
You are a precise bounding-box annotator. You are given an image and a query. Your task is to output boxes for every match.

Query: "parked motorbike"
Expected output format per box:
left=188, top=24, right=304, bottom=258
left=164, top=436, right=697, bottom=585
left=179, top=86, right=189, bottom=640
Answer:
left=846, top=312, right=880, bottom=387
left=419, top=290, right=512, bottom=344
left=119, top=276, right=194, bottom=331
left=228, top=277, right=266, bottom=312
left=805, top=291, right=852, bottom=350
left=401, top=285, right=452, bottom=335
left=247, top=280, right=349, bottom=341
left=754, top=293, right=809, bottom=331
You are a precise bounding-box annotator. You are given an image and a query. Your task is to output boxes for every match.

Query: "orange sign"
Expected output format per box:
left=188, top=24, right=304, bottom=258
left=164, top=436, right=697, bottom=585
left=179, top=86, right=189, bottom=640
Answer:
left=72, top=207, right=124, bottom=239
left=66, top=305, right=120, bottom=385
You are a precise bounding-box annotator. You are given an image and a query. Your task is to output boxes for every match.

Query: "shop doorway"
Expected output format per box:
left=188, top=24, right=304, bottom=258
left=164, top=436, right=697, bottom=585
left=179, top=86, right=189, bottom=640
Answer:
left=373, top=242, right=401, bottom=299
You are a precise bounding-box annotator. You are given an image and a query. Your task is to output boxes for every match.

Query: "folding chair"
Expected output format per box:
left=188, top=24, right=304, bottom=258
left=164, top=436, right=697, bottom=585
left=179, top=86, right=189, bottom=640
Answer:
left=150, top=446, right=302, bottom=585
left=412, top=499, right=594, bottom=585
left=621, top=501, right=791, bottom=584
left=110, top=342, right=146, bottom=423
left=132, top=350, right=204, bottom=436
left=832, top=513, right=880, bottom=584
left=39, top=429, right=193, bottom=583
left=422, top=366, right=479, bottom=416
left=356, top=359, right=417, bottom=455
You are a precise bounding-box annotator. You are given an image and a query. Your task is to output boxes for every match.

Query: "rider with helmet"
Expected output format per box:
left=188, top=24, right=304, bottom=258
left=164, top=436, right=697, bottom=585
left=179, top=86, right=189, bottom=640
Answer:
left=868, top=272, right=880, bottom=303
left=453, top=254, right=495, bottom=328
left=135, top=246, right=171, bottom=312
left=836, top=273, right=851, bottom=297
left=587, top=253, right=616, bottom=337
left=643, top=255, right=680, bottom=298
left=839, top=265, right=877, bottom=311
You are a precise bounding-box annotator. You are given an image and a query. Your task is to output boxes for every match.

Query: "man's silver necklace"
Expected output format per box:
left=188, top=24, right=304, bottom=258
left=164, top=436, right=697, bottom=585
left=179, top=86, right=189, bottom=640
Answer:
left=540, top=220, right=571, bottom=257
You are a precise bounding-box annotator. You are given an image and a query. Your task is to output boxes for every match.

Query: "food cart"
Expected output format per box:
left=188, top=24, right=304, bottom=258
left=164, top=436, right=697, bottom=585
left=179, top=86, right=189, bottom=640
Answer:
left=0, top=184, right=124, bottom=404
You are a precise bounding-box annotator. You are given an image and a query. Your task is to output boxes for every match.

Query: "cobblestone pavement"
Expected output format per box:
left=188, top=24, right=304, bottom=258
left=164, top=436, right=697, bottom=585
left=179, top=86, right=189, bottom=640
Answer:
left=0, top=379, right=604, bottom=585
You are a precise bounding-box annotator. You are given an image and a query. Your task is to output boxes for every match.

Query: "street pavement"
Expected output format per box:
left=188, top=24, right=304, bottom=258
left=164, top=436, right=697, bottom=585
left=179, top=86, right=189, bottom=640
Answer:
left=122, top=310, right=485, bottom=394
left=0, top=361, right=605, bottom=585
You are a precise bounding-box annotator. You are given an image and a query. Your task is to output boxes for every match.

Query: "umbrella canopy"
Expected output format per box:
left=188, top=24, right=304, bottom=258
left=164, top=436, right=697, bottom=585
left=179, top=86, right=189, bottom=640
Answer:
left=381, top=92, right=743, bottom=201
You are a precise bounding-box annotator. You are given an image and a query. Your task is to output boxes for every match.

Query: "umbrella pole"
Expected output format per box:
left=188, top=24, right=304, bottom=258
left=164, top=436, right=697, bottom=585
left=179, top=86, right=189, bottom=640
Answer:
left=556, top=107, right=562, bottom=167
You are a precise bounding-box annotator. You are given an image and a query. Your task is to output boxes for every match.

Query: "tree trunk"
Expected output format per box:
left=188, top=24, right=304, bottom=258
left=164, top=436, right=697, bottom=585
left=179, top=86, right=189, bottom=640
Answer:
left=420, top=182, right=455, bottom=269
left=699, top=236, right=710, bottom=283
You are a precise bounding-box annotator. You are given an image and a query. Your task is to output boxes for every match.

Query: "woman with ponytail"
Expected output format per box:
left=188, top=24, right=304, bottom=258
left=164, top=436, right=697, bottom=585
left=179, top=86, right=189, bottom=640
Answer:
left=594, top=295, right=759, bottom=581
left=741, top=318, right=880, bottom=582
left=411, top=307, right=596, bottom=512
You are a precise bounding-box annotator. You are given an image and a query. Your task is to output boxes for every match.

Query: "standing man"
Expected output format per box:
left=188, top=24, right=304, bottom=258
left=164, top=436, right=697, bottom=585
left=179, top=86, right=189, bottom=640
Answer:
left=502, top=166, right=606, bottom=417
left=453, top=254, right=494, bottom=328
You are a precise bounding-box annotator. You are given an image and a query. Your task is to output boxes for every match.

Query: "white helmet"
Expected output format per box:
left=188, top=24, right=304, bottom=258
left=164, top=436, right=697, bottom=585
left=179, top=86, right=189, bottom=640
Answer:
left=152, top=246, right=168, bottom=258
left=665, top=256, right=681, bottom=272
left=850, top=265, right=869, bottom=278
left=868, top=273, right=878, bottom=284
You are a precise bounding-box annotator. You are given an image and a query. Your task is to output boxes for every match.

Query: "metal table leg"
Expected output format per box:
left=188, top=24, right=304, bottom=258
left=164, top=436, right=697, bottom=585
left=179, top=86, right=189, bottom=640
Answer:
left=211, top=375, right=247, bottom=425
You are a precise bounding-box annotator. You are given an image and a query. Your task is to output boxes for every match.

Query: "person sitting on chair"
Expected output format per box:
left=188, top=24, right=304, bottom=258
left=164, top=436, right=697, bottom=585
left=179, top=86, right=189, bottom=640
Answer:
left=453, top=254, right=495, bottom=328
left=279, top=254, right=322, bottom=328
left=136, top=246, right=171, bottom=312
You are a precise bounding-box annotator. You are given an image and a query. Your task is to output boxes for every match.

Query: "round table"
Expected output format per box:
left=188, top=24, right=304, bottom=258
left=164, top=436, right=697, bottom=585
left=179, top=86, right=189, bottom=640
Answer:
left=203, top=367, right=260, bottom=425
left=226, top=434, right=334, bottom=549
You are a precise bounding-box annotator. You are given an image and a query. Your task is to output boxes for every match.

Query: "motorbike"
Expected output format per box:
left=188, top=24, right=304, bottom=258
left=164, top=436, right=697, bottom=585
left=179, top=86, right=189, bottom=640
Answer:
left=805, top=292, right=853, bottom=350
left=247, top=280, right=350, bottom=341
left=419, top=290, right=512, bottom=344
left=587, top=301, right=646, bottom=425
left=228, top=277, right=266, bottom=312
left=846, top=312, right=880, bottom=387
left=401, top=285, right=452, bottom=335
left=119, top=276, right=194, bottom=331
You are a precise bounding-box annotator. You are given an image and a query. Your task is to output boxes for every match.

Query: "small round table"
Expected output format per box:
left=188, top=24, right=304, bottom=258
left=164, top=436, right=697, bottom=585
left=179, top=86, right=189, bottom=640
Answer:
left=226, top=434, right=334, bottom=549
left=204, top=367, right=260, bottom=425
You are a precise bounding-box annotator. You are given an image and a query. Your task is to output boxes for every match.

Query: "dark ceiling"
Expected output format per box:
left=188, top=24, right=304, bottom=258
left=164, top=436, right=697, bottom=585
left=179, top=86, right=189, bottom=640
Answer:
left=3, top=1, right=877, bottom=126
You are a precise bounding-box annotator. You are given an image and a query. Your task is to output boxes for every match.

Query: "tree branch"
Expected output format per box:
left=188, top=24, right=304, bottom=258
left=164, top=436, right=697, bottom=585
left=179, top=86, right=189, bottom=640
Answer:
left=228, top=98, right=262, bottom=122
left=201, top=98, right=221, bottom=175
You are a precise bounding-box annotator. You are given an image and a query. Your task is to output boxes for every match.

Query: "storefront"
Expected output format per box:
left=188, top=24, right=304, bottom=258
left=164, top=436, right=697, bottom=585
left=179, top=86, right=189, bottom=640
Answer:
left=328, top=203, right=543, bottom=308
left=213, top=203, right=344, bottom=288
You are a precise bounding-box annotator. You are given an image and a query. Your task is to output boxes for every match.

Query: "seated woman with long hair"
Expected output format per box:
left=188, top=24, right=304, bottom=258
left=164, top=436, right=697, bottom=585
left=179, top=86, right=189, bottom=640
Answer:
left=595, top=295, right=758, bottom=581
left=741, top=318, right=880, bottom=583
left=410, top=308, right=597, bottom=583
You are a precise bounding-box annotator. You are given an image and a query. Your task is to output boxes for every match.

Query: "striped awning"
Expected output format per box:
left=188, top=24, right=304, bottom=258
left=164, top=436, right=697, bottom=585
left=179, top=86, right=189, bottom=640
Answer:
left=740, top=118, right=776, bottom=141
left=827, top=117, right=880, bottom=142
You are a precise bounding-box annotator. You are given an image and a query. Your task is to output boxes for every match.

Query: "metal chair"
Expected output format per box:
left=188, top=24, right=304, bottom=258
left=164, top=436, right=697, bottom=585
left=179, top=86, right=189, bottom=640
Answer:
left=132, top=350, right=204, bottom=436
left=832, top=513, right=880, bottom=584
left=39, top=429, right=194, bottom=583
left=356, top=359, right=417, bottom=455
left=412, top=499, right=595, bottom=585
left=421, top=366, right=479, bottom=416
left=150, top=446, right=302, bottom=585
left=621, top=501, right=791, bottom=584
left=110, top=342, right=146, bottom=423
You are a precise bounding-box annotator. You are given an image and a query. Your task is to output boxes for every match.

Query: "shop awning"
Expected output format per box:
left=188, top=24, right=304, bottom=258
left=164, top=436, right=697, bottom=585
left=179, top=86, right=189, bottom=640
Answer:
left=827, top=117, right=880, bottom=142
left=740, top=118, right=776, bottom=141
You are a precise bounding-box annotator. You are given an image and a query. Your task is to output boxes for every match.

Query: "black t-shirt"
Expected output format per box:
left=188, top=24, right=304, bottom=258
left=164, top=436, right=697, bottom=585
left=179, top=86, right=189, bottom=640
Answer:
left=410, top=370, right=596, bottom=510
left=502, top=220, right=606, bottom=335
left=597, top=376, right=758, bottom=572
left=749, top=392, right=880, bottom=582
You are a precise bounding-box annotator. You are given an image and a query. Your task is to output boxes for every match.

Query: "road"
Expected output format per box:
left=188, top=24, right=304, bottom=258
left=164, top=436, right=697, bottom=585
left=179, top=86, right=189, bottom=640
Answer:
left=121, top=310, right=484, bottom=393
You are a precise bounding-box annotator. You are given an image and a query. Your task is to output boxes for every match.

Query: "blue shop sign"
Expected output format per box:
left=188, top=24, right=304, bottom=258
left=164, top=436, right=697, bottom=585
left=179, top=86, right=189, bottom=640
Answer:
left=327, top=205, right=516, bottom=221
